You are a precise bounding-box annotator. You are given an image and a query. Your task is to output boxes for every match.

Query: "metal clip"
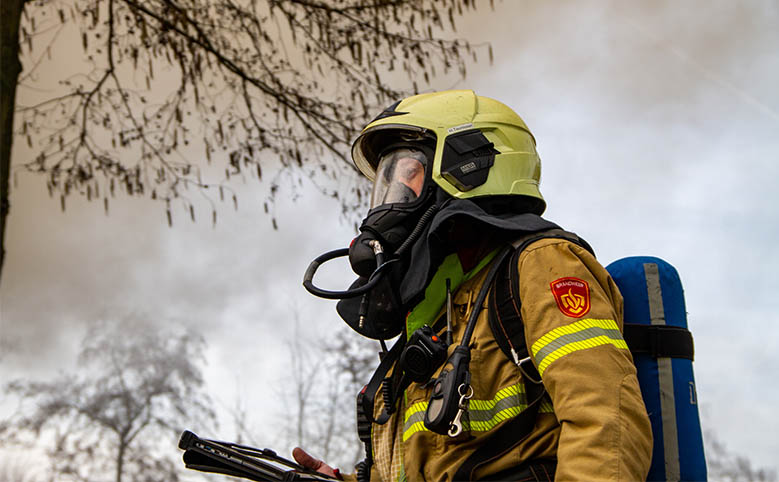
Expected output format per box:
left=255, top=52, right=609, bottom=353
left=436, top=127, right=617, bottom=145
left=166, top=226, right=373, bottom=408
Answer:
left=368, top=239, right=384, bottom=255
left=448, top=383, right=473, bottom=437
left=517, top=356, right=543, bottom=385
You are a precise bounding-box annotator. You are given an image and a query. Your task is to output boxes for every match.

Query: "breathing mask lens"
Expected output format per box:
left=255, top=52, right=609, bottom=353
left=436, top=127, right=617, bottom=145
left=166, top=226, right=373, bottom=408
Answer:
left=370, top=148, right=428, bottom=208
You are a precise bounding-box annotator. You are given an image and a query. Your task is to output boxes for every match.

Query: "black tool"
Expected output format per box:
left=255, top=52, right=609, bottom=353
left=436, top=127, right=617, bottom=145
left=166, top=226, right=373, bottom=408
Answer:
left=178, top=430, right=337, bottom=481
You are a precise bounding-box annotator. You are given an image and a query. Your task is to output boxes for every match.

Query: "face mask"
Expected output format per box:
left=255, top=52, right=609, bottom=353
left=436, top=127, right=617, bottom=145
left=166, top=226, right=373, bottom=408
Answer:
left=303, top=146, right=438, bottom=340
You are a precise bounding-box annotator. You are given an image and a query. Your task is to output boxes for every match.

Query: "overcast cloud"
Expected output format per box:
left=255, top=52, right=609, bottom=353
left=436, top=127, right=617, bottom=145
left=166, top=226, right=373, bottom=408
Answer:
left=2, top=0, right=778, bottom=475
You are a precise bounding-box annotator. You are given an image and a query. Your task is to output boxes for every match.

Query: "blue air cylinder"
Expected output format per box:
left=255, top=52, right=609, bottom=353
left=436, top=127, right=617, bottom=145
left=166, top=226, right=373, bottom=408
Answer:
left=606, top=256, right=706, bottom=482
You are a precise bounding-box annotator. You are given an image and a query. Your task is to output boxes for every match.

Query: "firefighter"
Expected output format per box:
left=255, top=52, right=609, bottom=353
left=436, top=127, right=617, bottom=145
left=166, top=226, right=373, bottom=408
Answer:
left=299, top=90, right=652, bottom=481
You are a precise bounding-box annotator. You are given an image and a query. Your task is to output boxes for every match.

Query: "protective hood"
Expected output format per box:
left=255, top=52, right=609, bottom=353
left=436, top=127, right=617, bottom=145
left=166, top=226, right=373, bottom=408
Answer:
left=399, top=199, right=560, bottom=308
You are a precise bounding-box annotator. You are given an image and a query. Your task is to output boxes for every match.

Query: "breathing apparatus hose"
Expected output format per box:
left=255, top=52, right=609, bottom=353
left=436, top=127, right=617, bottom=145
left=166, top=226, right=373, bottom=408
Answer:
left=302, top=203, right=439, bottom=300
left=394, top=203, right=439, bottom=256
left=302, top=248, right=386, bottom=299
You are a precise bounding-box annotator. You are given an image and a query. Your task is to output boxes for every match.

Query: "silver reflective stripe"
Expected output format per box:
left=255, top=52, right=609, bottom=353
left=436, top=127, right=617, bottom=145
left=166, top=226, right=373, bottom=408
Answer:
left=532, top=326, right=624, bottom=367
left=644, top=263, right=681, bottom=482
left=468, top=395, right=526, bottom=422
left=404, top=409, right=426, bottom=434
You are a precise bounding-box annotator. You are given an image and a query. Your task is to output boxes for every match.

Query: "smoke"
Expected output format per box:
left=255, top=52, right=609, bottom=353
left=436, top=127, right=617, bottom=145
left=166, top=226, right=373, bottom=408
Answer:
left=2, top=0, right=778, bottom=472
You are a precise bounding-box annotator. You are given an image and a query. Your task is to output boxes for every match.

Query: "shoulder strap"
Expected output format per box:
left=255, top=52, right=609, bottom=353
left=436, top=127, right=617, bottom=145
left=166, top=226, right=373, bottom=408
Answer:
left=488, top=228, right=593, bottom=367
left=455, top=229, right=590, bottom=480
left=454, top=229, right=592, bottom=480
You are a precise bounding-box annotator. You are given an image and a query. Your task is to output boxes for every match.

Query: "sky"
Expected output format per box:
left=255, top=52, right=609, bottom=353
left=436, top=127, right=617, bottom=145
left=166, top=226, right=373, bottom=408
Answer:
left=2, top=0, right=778, bottom=477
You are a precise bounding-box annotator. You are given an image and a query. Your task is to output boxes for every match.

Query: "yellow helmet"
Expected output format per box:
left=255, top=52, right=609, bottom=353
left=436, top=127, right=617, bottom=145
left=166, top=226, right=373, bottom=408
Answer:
left=352, top=90, right=545, bottom=214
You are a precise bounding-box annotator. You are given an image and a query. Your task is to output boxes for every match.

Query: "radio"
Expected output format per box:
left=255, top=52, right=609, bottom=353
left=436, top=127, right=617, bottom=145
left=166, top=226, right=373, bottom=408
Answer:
left=399, top=325, right=449, bottom=383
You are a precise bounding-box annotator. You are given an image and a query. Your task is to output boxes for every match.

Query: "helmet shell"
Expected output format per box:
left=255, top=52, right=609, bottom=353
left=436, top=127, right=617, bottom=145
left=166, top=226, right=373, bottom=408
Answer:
left=352, top=90, right=545, bottom=213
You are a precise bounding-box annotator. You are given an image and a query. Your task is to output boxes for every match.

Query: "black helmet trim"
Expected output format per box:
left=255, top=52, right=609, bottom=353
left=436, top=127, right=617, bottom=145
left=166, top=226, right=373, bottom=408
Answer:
left=369, top=100, right=408, bottom=124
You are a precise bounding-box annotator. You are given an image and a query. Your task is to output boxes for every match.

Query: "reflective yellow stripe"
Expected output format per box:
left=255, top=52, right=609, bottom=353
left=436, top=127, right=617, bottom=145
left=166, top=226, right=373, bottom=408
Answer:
left=402, top=383, right=554, bottom=441
left=403, top=401, right=429, bottom=440
left=469, top=383, right=523, bottom=411
left=464, top=406, right=522, bottom=432
left=404, top=401, right=428, bottom=421
left=531, top=318, right=627, bottom=376
left=403, top=420, right=427, bottom=440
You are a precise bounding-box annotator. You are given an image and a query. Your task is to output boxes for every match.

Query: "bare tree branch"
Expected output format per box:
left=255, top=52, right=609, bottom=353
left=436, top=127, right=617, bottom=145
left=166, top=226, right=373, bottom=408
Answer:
left=0, top=0, right=488, bottom=281
left=1, top=317, right=217, bottom=482
left=280, top=321, right=377, bottom=470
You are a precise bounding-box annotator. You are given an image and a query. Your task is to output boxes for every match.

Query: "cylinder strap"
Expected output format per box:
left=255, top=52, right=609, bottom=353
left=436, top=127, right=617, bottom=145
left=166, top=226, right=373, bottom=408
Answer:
left=623, top=324, right=694, bottom=360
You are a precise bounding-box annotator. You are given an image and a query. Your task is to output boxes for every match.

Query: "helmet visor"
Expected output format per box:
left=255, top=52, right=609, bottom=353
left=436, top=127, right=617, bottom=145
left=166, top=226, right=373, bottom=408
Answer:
left=370, top=148, right=428, bottom=208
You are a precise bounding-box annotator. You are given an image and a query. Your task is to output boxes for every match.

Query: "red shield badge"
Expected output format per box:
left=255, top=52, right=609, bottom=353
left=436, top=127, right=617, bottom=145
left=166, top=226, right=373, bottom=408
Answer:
left=550, top=277, right=591, bottom=318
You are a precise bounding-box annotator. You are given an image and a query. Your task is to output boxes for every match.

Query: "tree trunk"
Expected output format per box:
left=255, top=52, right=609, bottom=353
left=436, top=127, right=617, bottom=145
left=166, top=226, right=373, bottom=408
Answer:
left=0, top=0, right=25, bottom=285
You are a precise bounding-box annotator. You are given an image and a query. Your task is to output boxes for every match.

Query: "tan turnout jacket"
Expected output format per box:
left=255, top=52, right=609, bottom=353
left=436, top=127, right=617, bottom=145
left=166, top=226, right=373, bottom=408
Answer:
left=367, top=238, right=652, bottom=481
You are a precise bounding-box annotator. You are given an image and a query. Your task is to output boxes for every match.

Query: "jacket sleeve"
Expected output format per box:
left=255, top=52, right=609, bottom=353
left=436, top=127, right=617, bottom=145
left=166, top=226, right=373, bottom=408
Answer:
left=518, top=239, right=652, bottom=481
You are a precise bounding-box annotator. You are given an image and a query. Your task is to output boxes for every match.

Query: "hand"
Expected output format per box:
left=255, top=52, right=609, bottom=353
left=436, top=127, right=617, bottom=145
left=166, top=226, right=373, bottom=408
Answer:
left=292, top=447, right=339, bottom=479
